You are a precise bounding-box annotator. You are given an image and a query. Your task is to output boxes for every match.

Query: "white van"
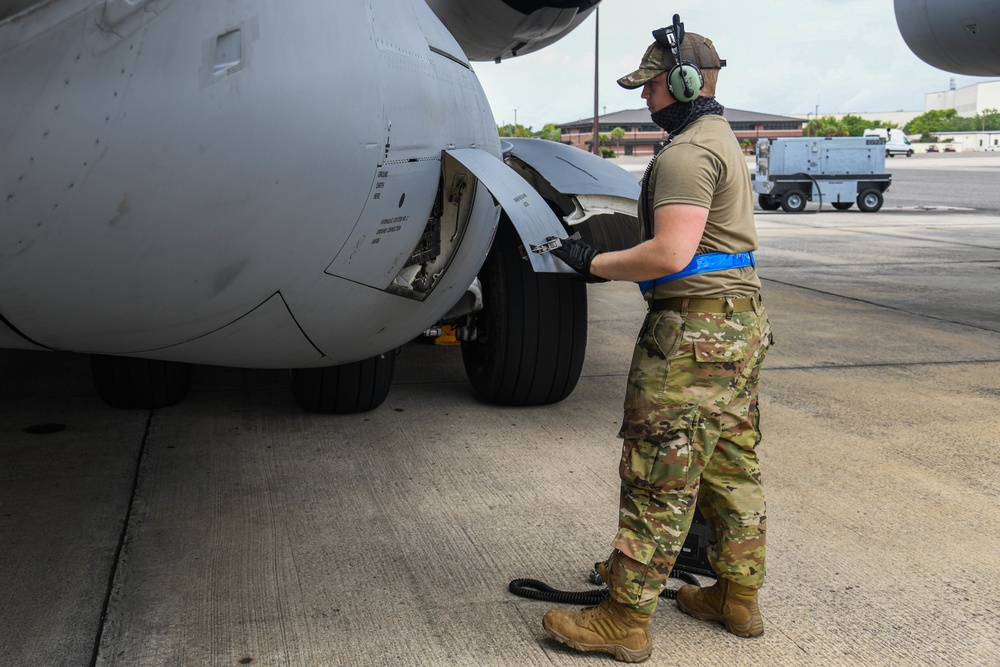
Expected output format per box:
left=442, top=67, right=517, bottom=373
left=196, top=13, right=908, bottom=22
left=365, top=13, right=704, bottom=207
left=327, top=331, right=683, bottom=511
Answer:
left=864, top=128, right=913, bottom=157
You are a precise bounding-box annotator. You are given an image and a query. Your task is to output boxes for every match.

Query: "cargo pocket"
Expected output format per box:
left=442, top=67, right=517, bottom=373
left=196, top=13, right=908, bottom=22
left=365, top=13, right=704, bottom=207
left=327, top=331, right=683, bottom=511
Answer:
left=623, top=311, right=683, bottom=413
left=618, top=415, right=699, bottom=493
left=690, top=331, right=750, bottom=365
left=683, top=315, right=755, bottom=401
left=760, top=311, right=775, bottom=350
left=611, top=526, right=657, bottom=566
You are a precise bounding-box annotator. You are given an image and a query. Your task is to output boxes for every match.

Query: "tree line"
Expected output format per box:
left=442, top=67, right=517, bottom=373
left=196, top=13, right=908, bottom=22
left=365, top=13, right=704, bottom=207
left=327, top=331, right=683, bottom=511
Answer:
left=902, top=108, right=1000, bottom=140
left=497, top=122, right=626, bottom=157
left=500, top=107, right=1000, bottom=149
left=804, top=109, right=1000, bottom=141
left=497, top=123, right=562, bottom=141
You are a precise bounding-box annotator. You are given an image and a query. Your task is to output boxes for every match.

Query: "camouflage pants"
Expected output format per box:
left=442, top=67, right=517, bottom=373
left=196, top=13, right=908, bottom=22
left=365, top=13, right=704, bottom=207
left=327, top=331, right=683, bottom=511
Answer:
left=605, top=299, right=772, bottom=615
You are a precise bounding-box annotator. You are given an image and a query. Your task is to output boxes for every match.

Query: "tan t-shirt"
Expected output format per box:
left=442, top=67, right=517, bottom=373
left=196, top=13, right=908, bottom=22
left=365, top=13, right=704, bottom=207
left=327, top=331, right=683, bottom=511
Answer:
left=639, top=114, right=761, bottom=299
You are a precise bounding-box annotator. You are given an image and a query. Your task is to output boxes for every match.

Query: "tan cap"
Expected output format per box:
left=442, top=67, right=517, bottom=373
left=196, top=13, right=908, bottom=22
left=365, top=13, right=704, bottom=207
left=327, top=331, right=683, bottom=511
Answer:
left=617, top=33, right=725, bottom=90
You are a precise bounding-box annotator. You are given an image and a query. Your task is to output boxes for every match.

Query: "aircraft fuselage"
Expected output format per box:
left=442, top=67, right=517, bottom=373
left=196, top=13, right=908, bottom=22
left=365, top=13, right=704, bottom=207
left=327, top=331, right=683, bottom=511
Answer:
left=1, top=0, right=500, bottom=368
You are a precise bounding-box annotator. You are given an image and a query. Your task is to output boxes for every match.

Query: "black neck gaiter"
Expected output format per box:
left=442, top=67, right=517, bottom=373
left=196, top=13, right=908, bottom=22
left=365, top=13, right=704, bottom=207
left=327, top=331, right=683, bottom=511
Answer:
left=650, top=96, right=725, bottom=135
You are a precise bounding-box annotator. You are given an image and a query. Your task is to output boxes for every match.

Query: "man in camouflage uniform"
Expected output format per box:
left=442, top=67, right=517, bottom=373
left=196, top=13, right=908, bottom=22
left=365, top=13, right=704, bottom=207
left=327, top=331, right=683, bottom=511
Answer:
left=542, top=22, right=773, bottom=663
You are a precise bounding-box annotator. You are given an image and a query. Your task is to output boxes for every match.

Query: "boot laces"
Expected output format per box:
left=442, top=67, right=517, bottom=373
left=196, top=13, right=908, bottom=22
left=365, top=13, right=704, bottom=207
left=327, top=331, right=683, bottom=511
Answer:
left=577, top=600, right=631, bottom=641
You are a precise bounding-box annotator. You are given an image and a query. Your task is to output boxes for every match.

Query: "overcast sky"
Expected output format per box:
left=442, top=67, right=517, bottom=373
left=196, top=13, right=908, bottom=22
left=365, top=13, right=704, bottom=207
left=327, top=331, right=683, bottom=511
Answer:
left=473, top=0, right=990, bottom=129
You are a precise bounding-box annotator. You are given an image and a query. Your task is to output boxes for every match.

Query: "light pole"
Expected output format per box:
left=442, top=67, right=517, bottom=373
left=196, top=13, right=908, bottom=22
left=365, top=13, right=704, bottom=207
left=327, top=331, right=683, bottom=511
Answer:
left=592, top=7, right=600, bottom=155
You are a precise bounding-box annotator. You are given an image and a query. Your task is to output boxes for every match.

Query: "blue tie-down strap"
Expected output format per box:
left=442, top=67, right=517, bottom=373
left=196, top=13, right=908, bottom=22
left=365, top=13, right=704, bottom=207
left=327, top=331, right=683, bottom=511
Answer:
left=638, top=251, right=756, bottom=294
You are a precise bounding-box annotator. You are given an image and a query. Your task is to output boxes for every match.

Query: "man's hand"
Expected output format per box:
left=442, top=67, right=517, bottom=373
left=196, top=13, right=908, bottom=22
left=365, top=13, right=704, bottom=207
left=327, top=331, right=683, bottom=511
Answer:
left=547, top=236, right=607, bottom=283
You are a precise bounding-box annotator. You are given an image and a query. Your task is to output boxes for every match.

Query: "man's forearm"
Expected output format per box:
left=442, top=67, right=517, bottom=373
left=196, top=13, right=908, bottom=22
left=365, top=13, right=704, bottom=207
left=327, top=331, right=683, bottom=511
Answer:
left=590, top=237, right=700, bottom=282
left=590, top=203, right=708, bottom=281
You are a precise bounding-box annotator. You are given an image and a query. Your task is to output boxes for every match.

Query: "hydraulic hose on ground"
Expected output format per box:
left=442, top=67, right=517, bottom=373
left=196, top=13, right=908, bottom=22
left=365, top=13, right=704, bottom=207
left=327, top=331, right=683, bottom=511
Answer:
left=508, top=579, right=608, bottom=606
left=509, top=568, right=703, bottom=605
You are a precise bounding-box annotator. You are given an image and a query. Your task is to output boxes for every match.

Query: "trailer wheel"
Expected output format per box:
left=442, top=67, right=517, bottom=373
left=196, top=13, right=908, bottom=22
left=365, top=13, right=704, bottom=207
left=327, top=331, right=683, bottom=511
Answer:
left=857, top=189, right=884, bottom=212
left=780, top=190, right=807, bottom=213
left=832, top=202, right=853, bottom=210
left=757, top=194, right=781, bottom=211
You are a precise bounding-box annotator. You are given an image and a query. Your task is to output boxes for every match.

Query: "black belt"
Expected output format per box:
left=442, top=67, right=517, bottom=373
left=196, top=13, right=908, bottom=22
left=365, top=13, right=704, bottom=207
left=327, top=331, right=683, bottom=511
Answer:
left=648, top=295, right=759, bottom=314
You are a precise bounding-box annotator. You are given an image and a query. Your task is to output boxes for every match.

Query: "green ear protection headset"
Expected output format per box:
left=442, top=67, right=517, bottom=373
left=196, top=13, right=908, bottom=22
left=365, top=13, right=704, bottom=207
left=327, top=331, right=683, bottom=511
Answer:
left=652, top=14, right=703, bottom=104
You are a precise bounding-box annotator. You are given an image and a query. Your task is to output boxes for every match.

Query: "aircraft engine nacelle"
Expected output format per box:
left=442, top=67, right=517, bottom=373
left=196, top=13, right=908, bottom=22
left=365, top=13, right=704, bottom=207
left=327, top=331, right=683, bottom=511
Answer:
left=894, top=0, right=1000, bottom=75
left=425, top=0, right=599, bottom=62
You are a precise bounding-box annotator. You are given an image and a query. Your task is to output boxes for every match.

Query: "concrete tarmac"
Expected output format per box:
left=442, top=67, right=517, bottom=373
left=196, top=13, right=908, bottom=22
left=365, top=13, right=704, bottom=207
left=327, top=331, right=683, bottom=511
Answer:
left=2, top=160, right=999, bottom=666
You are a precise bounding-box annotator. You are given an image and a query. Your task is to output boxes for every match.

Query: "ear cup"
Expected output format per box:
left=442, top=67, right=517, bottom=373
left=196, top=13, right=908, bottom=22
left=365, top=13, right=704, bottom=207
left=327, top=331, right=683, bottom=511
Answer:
left=667, top=62, right=703, bottom=103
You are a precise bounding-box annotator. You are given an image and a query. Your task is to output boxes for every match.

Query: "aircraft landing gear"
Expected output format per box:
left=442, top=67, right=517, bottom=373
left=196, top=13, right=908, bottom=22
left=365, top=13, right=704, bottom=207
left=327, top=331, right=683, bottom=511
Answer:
left=90, top=355, right=192, bottom=409
left=290, top=352, right=395, bottom=414
left=460, top=220, right=587, bottom=406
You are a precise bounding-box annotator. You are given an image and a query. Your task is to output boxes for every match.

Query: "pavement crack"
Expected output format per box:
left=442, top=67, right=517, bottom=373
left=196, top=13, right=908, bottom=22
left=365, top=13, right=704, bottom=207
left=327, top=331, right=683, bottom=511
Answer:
left=762, top=277, right=1000, bottom=334
left=835, top=225, right=1000, bottom=251
left=765, top=616, right=810, bottom=655
left=88, top=409, right=154, bottom=667
left=769, top=359, right=1000, bottom=372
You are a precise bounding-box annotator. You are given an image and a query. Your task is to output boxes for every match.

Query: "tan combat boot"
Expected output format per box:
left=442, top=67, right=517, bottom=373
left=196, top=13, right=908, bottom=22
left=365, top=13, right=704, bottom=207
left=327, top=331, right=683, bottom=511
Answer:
left=676, top=578, right=764, bottom=637
left=542, top=596, right=652, bottom=663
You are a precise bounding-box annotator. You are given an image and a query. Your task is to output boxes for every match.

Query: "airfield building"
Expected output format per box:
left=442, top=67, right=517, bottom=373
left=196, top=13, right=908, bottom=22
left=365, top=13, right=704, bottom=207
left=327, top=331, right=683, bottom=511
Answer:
left=558, top=108, right=804, bottom=156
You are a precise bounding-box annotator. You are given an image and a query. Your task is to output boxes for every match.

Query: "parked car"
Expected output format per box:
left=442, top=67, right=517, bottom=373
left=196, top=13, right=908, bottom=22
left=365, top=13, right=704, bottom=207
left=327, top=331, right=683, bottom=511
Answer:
left=944, top=146, right=956, bottom=152
left=926, top=145, right=939, bottom=152
left=985, top=145, right=1000, bottom=152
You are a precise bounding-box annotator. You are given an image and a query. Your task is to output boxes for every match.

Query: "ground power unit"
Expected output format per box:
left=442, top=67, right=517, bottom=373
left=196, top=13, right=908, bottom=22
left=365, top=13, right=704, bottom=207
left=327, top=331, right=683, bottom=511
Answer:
left=753, top=136, right=892, bottom=213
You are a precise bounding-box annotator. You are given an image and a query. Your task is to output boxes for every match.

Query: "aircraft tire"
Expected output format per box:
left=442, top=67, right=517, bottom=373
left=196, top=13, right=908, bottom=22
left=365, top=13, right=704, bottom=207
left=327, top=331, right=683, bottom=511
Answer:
left=290, top=353, right=395, bottom=414
left=461, top=220, right=587, bottom=406
left=90, top=355, right=192, bottom=409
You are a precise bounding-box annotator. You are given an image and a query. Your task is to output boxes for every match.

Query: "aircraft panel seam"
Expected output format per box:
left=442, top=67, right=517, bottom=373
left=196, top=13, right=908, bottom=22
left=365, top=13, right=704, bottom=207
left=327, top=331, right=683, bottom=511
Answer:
left=267, top=290, right=327, bottom=360
left=0, top=310, right=51, bottom=350
left=428, top=45, right=470, bottom=69
left=124, top=291, right=327, bottom=359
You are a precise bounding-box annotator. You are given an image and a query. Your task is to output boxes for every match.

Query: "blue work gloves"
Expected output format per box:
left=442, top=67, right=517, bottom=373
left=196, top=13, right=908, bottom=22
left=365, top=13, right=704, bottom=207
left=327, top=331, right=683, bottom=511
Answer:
left=546, top=236, right=607, bottom=283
